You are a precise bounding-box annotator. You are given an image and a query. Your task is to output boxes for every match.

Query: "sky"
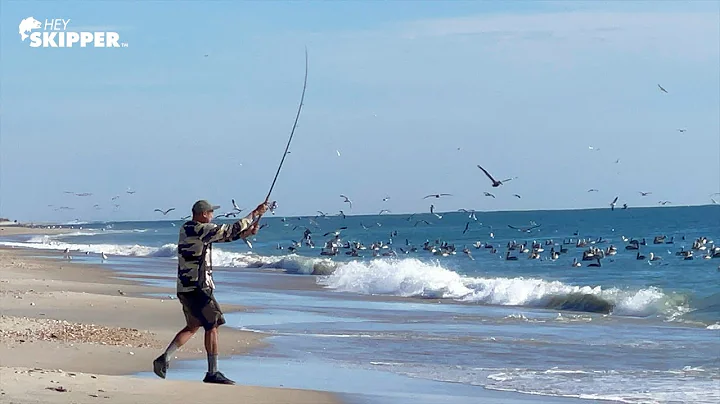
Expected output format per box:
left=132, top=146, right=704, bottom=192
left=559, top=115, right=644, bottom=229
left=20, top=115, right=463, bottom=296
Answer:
left=1, top=0, right=719, bottom=223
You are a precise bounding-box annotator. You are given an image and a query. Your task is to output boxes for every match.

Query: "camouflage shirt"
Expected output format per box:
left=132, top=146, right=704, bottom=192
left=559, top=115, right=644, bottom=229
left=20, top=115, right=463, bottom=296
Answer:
left=176, top=218, right=253, bottom=293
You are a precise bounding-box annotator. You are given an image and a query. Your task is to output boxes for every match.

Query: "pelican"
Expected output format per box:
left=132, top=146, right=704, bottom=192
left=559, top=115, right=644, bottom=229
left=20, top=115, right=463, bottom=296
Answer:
left=477, top=165, right=516, bottom=187
left=423, top=193, right=452, bottom=199
left=154, top=208, right=176, bottom=215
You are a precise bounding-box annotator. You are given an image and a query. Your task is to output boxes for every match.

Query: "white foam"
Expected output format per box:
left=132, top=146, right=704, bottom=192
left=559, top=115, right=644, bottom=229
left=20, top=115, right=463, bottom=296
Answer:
left=707, top=323, right=720, bottom=330
left=390, top=364, right=720, bottom=404
left=0, top=237, right=324, bottom=275
left=317, top=258, right=688, bottom=318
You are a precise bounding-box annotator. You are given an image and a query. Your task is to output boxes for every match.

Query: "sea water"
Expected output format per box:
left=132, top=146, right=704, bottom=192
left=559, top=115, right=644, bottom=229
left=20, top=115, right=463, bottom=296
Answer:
left=2, top=205, right=719, bottom=403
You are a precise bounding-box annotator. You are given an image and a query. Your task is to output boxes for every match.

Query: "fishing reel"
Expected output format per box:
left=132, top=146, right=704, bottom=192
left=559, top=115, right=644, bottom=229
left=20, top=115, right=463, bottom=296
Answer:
left=269, top=201, right=278, bottom=215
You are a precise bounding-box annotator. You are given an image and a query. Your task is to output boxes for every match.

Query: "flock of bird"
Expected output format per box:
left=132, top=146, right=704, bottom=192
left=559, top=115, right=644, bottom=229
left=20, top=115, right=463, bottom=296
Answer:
left=48, top=84, right=720, bottom=248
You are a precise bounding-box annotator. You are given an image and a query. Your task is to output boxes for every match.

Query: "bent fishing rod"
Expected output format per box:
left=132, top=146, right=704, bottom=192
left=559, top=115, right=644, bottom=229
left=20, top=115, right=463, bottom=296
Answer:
left=244, top=47, right=308, bottom=249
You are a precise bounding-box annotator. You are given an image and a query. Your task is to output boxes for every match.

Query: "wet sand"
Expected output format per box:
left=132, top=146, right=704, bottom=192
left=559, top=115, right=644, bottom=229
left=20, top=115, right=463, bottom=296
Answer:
left=0, top=226, right=341, bottom=403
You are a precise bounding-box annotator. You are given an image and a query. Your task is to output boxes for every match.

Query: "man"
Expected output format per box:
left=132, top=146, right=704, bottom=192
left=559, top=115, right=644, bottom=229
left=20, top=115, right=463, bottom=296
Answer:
left=153, top=199, right=268, bottom=384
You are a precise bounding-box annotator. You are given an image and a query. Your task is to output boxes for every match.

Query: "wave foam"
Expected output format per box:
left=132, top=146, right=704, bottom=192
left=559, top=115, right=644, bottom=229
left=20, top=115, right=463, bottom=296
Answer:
left=317, top=258, right=689, bottom=317
left=0, top=237, right=332, bottom=275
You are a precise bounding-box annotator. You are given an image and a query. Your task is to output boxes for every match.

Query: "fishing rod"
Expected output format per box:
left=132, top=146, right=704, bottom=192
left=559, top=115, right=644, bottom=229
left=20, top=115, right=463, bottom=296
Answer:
left=244, top=47, right=309, bottom=249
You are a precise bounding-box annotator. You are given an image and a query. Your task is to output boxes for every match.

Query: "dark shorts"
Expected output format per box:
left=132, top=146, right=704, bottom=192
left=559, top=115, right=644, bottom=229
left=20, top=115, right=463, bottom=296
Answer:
left=177, top=289, right=226, bottom=331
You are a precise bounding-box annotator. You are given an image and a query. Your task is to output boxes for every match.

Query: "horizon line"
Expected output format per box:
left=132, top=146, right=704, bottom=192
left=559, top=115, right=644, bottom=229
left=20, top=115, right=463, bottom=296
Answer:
left=9, top=202, right=718, bottom=226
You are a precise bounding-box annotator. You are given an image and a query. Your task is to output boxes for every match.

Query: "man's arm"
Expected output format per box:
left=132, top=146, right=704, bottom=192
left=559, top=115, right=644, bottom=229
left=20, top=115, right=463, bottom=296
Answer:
left=199, top=205, right=267, bottom=244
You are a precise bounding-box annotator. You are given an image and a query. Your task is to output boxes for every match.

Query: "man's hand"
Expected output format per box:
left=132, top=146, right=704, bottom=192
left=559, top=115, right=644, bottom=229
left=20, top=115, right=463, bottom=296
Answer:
left=252, top=202, right=269, bottom=217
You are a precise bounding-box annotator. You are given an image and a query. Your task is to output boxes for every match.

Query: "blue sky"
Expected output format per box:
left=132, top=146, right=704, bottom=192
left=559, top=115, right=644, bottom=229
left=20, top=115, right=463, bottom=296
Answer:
left=1, top=0, right=719, bottom=222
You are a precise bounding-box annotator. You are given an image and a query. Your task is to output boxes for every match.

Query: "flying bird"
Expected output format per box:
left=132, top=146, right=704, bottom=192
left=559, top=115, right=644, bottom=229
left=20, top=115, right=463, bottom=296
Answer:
left=414, top=220, right=432, bottom=227
left=154, top=208, right=176, bottom=215
left=379, top=209, right=391, bottom=215
left=323, top=227, right=348, bottom=237
left=658, top=84, right=668, bottom=93
left=382, top=196, right=390, bottom=202
left=430, top=204, right=443, bottom=219
left=477, top=165, right=515, bottom=187
left=462, top=222, right=470, bottom=234
left=484, top=192, right=496, bottom=198
left=340, top=195, right=353, bottom=208
left=610, top=196, right=619, bottom=211
left=588, top=189, right=599, bottom=192
left=513, top=194, right=521, bottom=199
left=231, top=199, right=243, bottom=212
left=677, top=129, right=687, bottom=133
left=508, top=224, right=541, bottom=232
left=423, top=193, right=452, bottom=199
left=639, top=191, right=652, bottom=196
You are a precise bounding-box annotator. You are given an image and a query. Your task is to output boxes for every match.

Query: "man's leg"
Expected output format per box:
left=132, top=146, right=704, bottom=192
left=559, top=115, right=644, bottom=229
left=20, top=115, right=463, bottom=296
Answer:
left=153, top=293, right=202, bottom=379
left=199, top=294, right=234, bottom=384
left=205, top=326, right=219, bottom=374
left=153, top=325, right=199, bottom=379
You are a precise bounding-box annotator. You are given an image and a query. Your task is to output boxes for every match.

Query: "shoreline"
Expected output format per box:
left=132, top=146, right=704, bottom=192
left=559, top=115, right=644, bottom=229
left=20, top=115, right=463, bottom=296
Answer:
left=0, top=231, right=342, bottom=403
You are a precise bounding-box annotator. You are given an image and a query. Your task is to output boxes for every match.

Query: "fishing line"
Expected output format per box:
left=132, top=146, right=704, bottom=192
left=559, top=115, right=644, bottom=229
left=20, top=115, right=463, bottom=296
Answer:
left=244, top=47, right=308, bottom=248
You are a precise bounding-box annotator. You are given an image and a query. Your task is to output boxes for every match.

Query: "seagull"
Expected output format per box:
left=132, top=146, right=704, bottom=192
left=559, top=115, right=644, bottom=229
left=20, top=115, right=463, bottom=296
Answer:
left=336, top=150, right=341, bottom=157
left=462, top=222, right=470, bottom=234
left=677, top=129, right=687, bottom=133
left=74, top=193, right=92, bottom=197
left=340, top=195, right=353, bottom=208
left=430, top=204, right=442, bottom=219
left=588, top=189, right=599, bottom=192
left=111, top=195, right=120, bottom=201
left=711, top=198, right=718, bottom=204
left=382, top=196, right=390, bottom=202
left=101, top=252, right=108, bottom=261
left=323, top=227, right=348, bottom=237
left=658, top=84, right=668, bottom=93
left=230, top=199, right=243, bottom=213
left=639, top=191, right=652, bottom=196
left=477, top=165, right=515, bottom=187
left=615, top=159, right=620, bottom=164
left=316, top=211, right=328, bottom=217
left=414, top=220, right=432, bottom=227
left=659, top=201, right=671, bottom=205
left=181, top=215, right=191, bottom=220
left=484, top=192, right=496, bottom=198
left=154, top=208, right=176, bottom=215
left=610, top=196, right=618, bottom=211
left=126, top=188, right=136, bottom=194
left=423, top=193, right=452, bottom=199
left=513, top=194, right=521, bottom=199
left=339, top=210, right=346, bottom=219
left=379, top=209, right=391, bottom=215
left=588, top=146, right=600, bottom=151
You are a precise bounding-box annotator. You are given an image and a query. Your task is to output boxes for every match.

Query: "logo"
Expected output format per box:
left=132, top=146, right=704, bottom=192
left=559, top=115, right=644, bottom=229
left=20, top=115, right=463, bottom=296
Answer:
left=18, top=17, right=128, bottom=48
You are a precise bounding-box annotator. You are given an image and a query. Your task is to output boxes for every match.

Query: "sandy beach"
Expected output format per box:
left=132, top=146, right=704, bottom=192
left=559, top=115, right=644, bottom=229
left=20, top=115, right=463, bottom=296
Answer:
left=0, top=227, right=341, bottom=404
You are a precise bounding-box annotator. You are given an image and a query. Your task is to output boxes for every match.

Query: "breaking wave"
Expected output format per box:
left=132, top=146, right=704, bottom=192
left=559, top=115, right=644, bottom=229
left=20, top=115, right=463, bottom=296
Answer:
left=316, top=258, right=690, bottom=318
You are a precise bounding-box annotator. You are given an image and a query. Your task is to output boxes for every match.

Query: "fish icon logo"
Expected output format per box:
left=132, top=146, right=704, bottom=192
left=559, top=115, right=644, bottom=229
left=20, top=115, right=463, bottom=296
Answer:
left=19, top=17, right=42, bottom=41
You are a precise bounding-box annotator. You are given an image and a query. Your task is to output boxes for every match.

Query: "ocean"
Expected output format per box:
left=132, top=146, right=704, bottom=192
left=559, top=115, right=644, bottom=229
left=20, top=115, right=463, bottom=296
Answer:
left=2, top=205, right=719, bottom=403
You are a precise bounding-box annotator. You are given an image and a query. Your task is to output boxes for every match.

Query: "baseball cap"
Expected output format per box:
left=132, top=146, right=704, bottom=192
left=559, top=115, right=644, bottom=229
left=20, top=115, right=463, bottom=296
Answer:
left=192, top=200, right=221, bottom=214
